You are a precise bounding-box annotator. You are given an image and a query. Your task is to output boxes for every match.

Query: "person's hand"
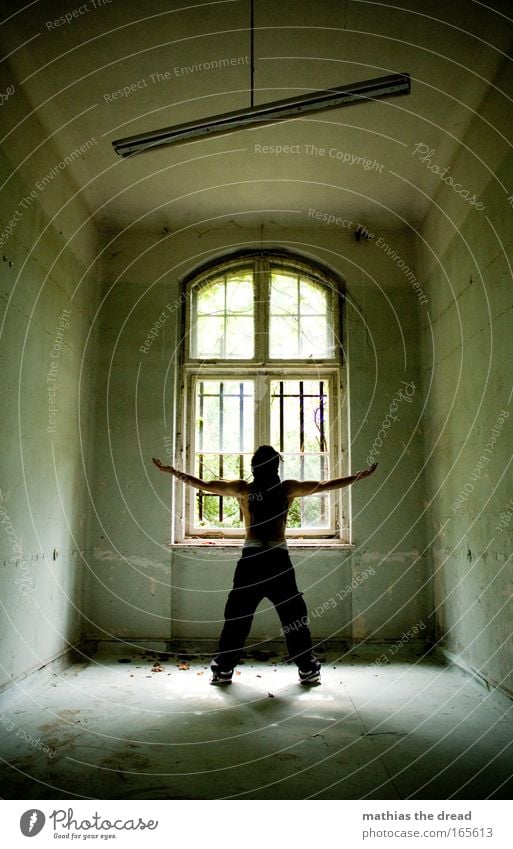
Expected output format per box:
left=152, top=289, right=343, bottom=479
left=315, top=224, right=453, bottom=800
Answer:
left=354, top=462, right=378, bottom=482
left=152, top=457, right=175, bottom=474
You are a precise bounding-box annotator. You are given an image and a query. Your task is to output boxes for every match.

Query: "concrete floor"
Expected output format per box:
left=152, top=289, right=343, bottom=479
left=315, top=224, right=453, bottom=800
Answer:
left=0, top=645, right=512, bottom=800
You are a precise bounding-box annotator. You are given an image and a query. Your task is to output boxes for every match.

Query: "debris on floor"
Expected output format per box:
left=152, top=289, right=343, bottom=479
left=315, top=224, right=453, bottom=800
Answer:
left=178, top=662, right=189, bottom=670
left=4, top=650, right=513, bottom=801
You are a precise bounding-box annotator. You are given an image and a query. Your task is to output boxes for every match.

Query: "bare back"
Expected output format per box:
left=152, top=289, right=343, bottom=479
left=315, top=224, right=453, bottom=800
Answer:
left=237, top=480, right=299, bottom=542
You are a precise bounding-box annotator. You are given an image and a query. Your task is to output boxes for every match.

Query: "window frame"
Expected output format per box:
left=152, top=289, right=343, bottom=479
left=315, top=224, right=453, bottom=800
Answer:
left=175, top=252, right=349, bottom=544
left=184, top=253, right=342, bottom=364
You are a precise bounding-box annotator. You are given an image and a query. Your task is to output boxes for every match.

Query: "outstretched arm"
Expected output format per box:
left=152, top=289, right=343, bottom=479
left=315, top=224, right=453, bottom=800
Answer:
left=284, top=463, right=378, bottom=498
left=152, top=458, right=245, bottom=496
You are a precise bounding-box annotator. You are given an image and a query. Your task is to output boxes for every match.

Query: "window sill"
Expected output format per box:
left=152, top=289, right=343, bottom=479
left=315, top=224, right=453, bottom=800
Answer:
left=168, top=539, right=354, bottom=549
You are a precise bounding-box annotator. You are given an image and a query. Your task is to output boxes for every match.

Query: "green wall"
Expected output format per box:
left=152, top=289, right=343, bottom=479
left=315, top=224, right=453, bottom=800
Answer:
left=419, top=149, right=513, bottom=697
left=0, top=147, right=100, bottom=690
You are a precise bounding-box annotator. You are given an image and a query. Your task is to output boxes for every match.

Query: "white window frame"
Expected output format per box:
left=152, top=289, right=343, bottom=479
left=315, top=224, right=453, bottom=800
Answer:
left=174, top=252, right=349, bottom=543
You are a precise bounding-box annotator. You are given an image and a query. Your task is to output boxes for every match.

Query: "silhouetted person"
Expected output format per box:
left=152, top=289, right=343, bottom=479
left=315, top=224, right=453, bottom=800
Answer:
left=153, top=447, right=377, bottom=685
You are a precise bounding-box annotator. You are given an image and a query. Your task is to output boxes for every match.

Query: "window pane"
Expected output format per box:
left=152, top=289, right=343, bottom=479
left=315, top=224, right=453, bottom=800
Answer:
left=270, top=271, right=333, bottom=359
left=196, top=380, right=254, bottom=453
left=269, top=315, right=300, bottom=358
left=298, top=316, right=328, bottom=358
left=196, top=277, right=225, bottom=315
left=192, top=271, right=254, bottom=359
left=270, top=272, right=298, bottom=314
left=225, top=273, right=253, bottom=312
left=300, top=277, right=328, bottom=313
left=284, top=484, right=329, bottom=529
left=194, top=380, right=254, bottom=529
left=270, top=379, right=328, bottom=453
left=301, top=495, right=328, bottom=528
left=226, top=317, right=254, bottom=358
left=195, top=315, right=225, bottom=358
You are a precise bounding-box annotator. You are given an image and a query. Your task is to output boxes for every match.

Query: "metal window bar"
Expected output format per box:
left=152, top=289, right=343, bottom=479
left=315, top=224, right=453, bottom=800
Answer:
left=319, top=380, right=326, bottom=524
left=279, top=381, right=284, bottom=455
left=219, top=381, right=224, bottom=522
left=239, top=382, right=244, bottom=521
left=299, top=380, right=305, bottom=524
left=198, top=382, right=204, bottom=522
left=299, top=379, right=305, bottom=467
left=319, top=380, right=326, bottom=453
left=296, top=274, right=301, bottom=355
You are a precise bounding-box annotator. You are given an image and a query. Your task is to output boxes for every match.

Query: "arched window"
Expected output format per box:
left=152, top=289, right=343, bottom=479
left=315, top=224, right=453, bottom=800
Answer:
left=178, top=252, right=346, bottom=541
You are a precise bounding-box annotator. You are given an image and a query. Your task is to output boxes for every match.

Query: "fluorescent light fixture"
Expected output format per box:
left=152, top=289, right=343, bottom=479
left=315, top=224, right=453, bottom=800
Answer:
left=112, top=72, right=410, bottom=158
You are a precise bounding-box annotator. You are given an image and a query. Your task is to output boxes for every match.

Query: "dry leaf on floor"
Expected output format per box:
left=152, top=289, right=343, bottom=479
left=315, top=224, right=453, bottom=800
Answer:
left=178, top=662, right=189, bottom=670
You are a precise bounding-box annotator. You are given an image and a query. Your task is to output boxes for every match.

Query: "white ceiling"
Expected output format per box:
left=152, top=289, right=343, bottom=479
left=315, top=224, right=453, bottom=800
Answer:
left=2, top=0, right=513, bottom=233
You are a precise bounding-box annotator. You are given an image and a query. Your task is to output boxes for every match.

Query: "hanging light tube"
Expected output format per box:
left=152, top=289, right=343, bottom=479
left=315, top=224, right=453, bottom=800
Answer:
left=112, top=72, right=410, bottom=158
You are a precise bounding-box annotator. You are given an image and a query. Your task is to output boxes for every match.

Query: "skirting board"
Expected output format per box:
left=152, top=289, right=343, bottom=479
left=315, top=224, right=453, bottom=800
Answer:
left=78, top=638, right=352, bottom=658
left=433, top=645, right=513, bottom=709
left=78, top=637, right=429, bottom=659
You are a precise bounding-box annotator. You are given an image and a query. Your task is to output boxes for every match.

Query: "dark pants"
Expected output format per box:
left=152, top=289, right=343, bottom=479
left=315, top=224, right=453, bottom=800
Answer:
left=212, top=547, right=317, bottom=672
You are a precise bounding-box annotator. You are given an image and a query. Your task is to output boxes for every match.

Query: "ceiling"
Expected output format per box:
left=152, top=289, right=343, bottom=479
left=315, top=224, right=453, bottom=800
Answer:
left=1, top=0, right=513, bottom=233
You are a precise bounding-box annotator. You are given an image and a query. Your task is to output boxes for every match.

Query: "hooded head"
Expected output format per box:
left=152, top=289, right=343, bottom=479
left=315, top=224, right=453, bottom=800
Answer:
left=249, top=446, right=288, bottom=541
left=251, top=445, right=281, bottom=483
